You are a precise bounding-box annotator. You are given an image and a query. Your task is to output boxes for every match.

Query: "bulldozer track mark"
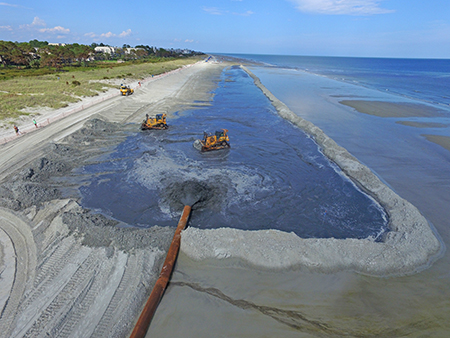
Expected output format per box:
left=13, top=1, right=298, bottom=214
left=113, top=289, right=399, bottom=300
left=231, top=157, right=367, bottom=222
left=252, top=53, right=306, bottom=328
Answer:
left=32, top=236, right=78, bottom=288
left=0, top=211, right=37, bottom=338
left=11, top=246, right=92, bottom=337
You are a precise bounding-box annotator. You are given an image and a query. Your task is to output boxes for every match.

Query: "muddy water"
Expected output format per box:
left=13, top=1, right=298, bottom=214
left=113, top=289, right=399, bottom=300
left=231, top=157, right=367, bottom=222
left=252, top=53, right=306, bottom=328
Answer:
left=79, top=66, right=386, bottom=240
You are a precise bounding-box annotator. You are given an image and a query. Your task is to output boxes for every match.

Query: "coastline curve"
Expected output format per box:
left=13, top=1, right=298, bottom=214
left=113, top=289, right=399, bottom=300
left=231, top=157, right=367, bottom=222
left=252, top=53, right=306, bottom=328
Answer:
left=180, top=65, right=443, bottom=277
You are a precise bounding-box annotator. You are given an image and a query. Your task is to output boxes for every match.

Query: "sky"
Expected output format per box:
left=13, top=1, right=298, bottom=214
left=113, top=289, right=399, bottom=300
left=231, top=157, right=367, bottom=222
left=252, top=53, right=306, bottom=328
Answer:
left=1, top=0, right=449, bottom=58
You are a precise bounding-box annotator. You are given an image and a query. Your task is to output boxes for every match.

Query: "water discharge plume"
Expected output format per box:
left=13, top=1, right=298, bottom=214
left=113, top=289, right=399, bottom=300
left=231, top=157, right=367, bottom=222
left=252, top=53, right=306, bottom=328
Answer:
left=171, top=180, right=212, bottom=208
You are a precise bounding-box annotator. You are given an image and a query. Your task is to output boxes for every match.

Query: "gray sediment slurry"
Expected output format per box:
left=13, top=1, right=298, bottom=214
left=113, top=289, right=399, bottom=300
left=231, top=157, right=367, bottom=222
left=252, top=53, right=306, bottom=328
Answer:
left=180, top=65, right=443, bottom=276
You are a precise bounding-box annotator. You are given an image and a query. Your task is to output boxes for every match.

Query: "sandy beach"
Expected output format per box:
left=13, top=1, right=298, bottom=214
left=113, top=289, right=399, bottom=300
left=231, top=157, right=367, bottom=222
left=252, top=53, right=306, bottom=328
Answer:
left=0, top=58, right=447, bottom=338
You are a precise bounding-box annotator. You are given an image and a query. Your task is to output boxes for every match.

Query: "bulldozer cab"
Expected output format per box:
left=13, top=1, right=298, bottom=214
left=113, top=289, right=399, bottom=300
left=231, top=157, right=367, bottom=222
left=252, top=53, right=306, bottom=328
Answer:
left=120, top=85, right=133, bottom=96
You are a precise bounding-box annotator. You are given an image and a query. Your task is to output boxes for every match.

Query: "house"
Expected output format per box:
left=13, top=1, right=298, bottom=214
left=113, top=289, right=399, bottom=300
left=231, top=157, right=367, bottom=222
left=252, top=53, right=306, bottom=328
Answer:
left=94, top=46, right=116, bottom=54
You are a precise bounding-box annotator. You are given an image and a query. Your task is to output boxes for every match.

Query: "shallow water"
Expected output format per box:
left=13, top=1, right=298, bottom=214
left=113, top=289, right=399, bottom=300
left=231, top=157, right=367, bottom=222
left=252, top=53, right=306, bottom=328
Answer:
left=78, top=66, right=387, bottom=240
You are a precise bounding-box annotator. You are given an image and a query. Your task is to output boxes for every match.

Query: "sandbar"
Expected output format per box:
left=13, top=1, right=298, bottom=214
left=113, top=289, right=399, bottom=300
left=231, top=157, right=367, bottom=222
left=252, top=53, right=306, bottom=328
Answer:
left=397, top=121, right=448, bottom=128
left=423, top=134, right=450, bottom=152
left=339, top=100, right=444, bottom=118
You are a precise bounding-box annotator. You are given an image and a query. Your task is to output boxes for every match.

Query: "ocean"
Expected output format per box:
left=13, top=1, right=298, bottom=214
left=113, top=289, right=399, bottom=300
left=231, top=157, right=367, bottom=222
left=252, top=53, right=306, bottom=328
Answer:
left=220, top=54, right=450, bottom=108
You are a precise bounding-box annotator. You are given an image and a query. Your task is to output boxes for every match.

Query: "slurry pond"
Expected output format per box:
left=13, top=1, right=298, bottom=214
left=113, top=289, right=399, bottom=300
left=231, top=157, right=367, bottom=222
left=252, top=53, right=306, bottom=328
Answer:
left=78, top=66, right=388, bottom=240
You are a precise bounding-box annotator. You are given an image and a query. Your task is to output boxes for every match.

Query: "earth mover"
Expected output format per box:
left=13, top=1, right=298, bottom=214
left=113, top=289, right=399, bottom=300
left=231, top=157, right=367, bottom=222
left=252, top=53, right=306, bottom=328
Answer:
left=141, top=113, right=169, bottom=130
left=120, top=85, right=134, bottom=96
left=194, top=129, right=230, bottom=152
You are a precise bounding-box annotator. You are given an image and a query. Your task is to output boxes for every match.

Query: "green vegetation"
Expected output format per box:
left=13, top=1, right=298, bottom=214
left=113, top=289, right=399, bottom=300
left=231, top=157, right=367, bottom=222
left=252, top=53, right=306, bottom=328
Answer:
left=0, top=39, right=205, bottom=122
left=0, top=54, right=204, bottom=121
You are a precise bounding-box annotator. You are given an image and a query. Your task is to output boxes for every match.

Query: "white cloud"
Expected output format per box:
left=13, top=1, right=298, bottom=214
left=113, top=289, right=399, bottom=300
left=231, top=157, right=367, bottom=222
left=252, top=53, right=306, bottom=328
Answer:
left=85, top=29, right=132, bottom=39
left=233, top=10, right=254, bottom=16
left=20, top=16, right=46, bottom=29
left=39, top=26, right=70, bottom=34
left=1, top=2, right=32, bottom=9
left=100, top=32, right=115, bottom=38
left=289, top=0, right=394, bottom=15
left=203, top=6, right=254, bottom=16
left=202, top=7, right=226, bottom=15
left=185, top=39, right=194, bottom=43
left=0, top=25, right=13, bottom=31
left=0, top=2, right=18, bottom=7
left=118, top=29, right=132, bottom=37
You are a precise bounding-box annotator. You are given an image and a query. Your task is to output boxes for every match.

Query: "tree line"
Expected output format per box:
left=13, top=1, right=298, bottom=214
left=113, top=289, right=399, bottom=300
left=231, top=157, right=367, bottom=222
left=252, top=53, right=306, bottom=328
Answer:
left=0, top=41, right=94, bottom=69
left=0, top=40, right=203, bottom=69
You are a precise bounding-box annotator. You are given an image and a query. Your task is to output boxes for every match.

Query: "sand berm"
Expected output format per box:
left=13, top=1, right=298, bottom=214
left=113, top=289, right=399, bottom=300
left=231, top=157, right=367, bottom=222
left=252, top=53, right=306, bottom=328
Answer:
left=0, top=60, right=442, bottom=338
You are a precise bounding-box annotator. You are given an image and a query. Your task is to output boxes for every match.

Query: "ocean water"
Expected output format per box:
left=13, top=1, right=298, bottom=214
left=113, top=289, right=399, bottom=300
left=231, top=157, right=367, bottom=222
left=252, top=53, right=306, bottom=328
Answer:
left=220, top=54, right=450, bottom=108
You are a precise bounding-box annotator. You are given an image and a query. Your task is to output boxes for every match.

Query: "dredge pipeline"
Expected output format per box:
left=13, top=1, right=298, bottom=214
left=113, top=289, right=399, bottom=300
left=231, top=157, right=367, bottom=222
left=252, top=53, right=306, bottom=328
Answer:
left=130, top=205, right=192, bottom=338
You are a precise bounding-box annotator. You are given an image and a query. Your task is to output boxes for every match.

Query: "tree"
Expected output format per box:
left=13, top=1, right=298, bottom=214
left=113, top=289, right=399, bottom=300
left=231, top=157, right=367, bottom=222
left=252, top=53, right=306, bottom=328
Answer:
left=39, top=45, right=73, bottom=69
left=0, top=41, right=35, bottom=67
left=69, top=43, right=93, bottom=66
left=0, top=40, right=16, bottom=66
left=29, top=39, right=48, bottom=48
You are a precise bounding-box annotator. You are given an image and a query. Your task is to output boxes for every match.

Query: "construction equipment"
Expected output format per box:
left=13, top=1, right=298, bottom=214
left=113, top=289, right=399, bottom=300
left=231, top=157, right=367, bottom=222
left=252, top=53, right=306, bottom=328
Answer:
left=141, top=113, right=168, bottom=130
left=194, top=129, right=230, bottom=151
left=120, top=85, right=134, bottom=96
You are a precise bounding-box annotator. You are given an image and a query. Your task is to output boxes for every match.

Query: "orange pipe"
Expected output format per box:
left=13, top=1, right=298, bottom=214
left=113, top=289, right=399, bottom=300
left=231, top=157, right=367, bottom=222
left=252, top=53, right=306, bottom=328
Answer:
left=129, top=205, right=192, bottom=338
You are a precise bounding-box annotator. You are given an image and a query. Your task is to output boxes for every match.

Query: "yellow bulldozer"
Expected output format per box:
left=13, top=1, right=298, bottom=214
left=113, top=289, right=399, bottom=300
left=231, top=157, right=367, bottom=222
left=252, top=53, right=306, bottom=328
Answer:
left=194, top=129, right=230, bottom=151
left=120, top=85, right=134, bottom=96
left=141, top=113, right=169, bottom=130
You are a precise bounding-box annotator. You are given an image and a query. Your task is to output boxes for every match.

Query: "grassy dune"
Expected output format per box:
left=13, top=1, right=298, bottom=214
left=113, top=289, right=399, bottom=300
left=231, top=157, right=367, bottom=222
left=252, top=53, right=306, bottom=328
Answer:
left=0, top=57, right=201, bottom=123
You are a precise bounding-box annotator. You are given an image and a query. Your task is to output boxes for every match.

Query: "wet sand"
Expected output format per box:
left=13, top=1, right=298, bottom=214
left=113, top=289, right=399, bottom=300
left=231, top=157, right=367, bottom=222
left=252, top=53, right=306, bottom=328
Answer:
left=423, top=134, right=450, bottom=152
left=339, top=100, right=445, bottom=118
left=397, top=121, right=448, bottom=128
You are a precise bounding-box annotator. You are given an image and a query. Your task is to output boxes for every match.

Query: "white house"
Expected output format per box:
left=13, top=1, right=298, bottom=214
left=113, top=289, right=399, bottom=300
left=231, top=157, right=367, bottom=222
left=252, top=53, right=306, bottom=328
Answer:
left=94, top=46, right=116, bottom=54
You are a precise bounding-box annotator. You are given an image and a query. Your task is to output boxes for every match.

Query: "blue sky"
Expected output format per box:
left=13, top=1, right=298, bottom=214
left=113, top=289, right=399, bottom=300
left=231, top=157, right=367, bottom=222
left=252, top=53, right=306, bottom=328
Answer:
left=1, top=0, right=449, bottom=58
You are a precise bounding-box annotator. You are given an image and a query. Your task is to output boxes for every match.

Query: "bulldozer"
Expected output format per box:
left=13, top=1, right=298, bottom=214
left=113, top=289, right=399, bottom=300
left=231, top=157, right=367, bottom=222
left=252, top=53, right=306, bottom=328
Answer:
left=120, top=85, right=134, bottom=96
left=141, top=113, right=168, bottom=130
left=194, top=129, right=230, bottom=152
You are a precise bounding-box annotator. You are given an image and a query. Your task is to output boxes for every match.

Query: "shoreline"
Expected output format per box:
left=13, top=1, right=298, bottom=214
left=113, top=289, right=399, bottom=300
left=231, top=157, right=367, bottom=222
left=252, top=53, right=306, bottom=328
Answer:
left=180, top=66, right=443, bottom=277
